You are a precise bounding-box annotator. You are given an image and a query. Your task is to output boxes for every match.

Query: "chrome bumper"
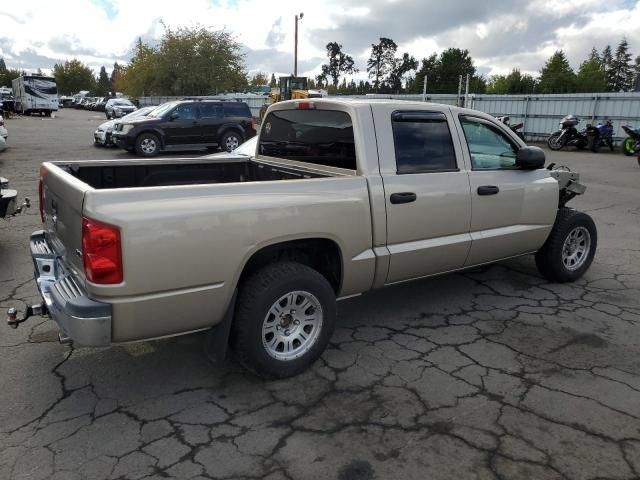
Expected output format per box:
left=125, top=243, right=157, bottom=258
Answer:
left=31, top=231, right=112, bottom=346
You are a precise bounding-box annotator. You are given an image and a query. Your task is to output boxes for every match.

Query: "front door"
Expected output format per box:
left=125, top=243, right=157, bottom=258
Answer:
left=374, top=107, right=473, bottom=284
left=164, top=103, right=200, bottom=145
left=456, top=115, right=558, bottom=266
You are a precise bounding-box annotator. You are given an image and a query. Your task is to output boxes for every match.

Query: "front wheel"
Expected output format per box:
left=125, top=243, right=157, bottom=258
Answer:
left=623, top=138, right=635, bottom=156
left=231, top=262, right=336, bottom=378
left=547, top=133, right=565, bottom=151
left=135, top=132, right=160, bottom=157
left=535, top=208, right=597, bottom=283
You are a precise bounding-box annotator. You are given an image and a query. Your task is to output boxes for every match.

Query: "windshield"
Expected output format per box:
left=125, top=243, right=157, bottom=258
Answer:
left=114, top=100, right=134, bottom=106
left=147, top=102, right=178, bottom=118
left=121, top=106, right=154, bottom=120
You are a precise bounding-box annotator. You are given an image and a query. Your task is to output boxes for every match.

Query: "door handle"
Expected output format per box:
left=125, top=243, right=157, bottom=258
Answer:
left=390, top=192, right=417, bottom=204
left=477, top=185, right=500, bottom=196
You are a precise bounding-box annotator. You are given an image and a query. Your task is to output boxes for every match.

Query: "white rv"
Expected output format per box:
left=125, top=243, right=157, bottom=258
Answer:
left=12, top=75, right=58, bottom=116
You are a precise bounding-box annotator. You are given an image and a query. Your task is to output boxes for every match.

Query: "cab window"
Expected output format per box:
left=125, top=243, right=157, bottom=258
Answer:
left=391, top=112, right=457, bottom=173
left=459, top=116, right=519, bottom=169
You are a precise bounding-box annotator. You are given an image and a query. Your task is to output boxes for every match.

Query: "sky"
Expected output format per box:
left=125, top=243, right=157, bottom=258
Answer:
left=1, top=0, right=640, bottom=83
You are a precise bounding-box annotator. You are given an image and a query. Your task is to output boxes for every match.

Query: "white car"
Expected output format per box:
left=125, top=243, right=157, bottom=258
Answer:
left=0, top=115, right=8, bottom=144
left=94, top=106, right=155, bottom=147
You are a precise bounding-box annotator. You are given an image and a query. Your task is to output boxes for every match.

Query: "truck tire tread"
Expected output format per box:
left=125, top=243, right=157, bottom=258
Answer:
left=535, top=207, right=597, bottom=283
left=231, top=261, right=336, bottom=379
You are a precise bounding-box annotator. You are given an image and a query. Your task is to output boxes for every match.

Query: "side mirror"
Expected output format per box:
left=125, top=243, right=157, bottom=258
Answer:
left=169, top=112, right=179, bottom=121
left=516, top=146, right=545, bottom=170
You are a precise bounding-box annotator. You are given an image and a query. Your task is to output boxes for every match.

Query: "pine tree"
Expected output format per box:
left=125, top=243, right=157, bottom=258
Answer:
left=601, top=45, right=613, bottom=91
left=0, top=58, right=6, bottom=71
left=607, top=38, right=633, bottom=92
left=97, top=66, right=111, bottom=96
left=538, top=50, right=576, bottom=93
left=575, top=47, right=606, bottom=92
left=269, top=73, right=277, bottom=88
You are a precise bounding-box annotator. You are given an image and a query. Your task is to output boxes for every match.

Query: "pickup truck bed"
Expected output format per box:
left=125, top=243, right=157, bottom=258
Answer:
left=64, top=157, right=330, bottom=189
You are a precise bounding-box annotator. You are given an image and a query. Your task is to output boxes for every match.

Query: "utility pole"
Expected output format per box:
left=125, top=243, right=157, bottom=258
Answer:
left=464, top=73, right=470, bottom=108
left=422, top=75, right=428, bottom=102
left=457, top=75, right=463, bottom=106
left=294, top=12, right=304, bottom=76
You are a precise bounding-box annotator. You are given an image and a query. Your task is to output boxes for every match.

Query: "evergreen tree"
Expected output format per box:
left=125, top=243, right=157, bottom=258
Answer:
left=366, top=37, right=397, bottom=92
left=413, top=53, right=439, bottom=94
left=0, top=58, right=6, bottom=71
left=269, top=73, right=277, bottom=88
left=96, top=66, right=111, bottom=96
left=607, top=38, right=633, bottom=92
left=601, top=45, right=613, bottom=91
left=388, top=52, right=418, bottom=93
left=321, top=42, right=357, bottom=88
left=575, top=48, right=606, bottom=92
left=538, top=50, right=576, bottom=93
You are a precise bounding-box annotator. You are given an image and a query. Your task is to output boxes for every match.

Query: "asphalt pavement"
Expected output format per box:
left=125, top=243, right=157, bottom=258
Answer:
left=1, top=109, right=639, bottom=480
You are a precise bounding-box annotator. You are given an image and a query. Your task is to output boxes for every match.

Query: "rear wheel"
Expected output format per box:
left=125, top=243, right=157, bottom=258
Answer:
left=623, top=138, right=635, bottom=156
left=535, top=208, right=597, bottom=283
left=547, top=133, right=565, bottom=151
left=221, top=130, right=242, bottom=152
left=135, top=133, right=160, bottom=157
left=231, top=262, right=336, bottom=378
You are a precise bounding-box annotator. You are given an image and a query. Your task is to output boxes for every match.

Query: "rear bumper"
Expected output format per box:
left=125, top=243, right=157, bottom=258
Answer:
left=31, top=230, right=112, bottom=346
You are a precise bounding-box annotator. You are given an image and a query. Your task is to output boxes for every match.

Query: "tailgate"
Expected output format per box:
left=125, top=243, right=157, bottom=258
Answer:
left=41, top=163, right=91, bottom=277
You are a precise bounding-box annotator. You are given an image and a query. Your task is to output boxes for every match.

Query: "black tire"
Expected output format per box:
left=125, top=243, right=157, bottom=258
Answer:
left=134, top=132, right=160, bottom=157
left=106, top=111, right=111, bottom=120
left=535, top=208, right=597, bottom=283
left=589, top=136, right=600, bottom=153
left=231, top=262, right=336, bottom=379
left=623, top=138, right=635, bottom=156
left=608, top=139, right=614, bottom=151
left=221, top=130, right=243, bottom=152
left=547, top=133, right=565, bottom=151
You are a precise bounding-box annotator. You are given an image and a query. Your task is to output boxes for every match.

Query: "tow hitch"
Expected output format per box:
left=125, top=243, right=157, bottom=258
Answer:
left=6, top=303, right=48, bottom=329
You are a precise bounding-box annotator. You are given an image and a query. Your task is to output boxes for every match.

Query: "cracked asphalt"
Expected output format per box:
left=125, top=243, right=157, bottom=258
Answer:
left=1, top=110, right=640, bottom=480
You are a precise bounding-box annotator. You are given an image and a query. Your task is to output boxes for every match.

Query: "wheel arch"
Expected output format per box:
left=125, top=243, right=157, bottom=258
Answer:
left=236, top=237, right=344, bottom=295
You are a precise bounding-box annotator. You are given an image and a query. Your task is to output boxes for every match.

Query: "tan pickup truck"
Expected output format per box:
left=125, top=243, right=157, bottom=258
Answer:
left=8, top=99, right=597, bottom=378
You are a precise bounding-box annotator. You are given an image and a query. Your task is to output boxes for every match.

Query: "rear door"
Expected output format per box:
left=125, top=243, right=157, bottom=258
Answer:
left=198, top=103, right=223, bottom=143
left=374, top=105, right=472, bottom=284
left=456, top=114, right=558, bottom=265
left=164, top=103, right=200, bottom=145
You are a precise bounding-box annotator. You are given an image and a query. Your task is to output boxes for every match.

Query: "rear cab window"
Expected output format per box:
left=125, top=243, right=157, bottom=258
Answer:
left=391, top=111, right=458, bottom=173
left=259, top=108, right=356, bottom=170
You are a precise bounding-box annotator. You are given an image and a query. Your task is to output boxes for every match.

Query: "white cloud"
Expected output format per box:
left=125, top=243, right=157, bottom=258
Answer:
left=1, top=0, right=640, bottom=81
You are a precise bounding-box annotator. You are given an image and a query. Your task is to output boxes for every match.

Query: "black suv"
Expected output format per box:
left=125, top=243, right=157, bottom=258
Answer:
left=112, top=100, right=257, bottom=157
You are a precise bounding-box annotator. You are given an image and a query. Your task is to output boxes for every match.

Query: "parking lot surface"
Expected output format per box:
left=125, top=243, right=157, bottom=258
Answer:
left=1, top=109, right=639, bottom=480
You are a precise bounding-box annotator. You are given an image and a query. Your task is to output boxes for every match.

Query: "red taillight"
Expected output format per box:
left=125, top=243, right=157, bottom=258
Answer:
left=38, top=165, right=46, bottom=223
left=82, top=217, right=123, bottom=284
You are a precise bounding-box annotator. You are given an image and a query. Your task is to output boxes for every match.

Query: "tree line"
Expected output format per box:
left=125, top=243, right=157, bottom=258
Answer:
left=2, top=29, right=640, bottom=98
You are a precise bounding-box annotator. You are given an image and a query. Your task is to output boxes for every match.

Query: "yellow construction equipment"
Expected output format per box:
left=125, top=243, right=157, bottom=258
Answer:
left=259, top=76, right=324, bottom=120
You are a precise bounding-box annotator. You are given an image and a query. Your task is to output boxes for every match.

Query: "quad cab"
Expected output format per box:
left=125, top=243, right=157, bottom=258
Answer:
left=8, top=99, right=597, bottom=378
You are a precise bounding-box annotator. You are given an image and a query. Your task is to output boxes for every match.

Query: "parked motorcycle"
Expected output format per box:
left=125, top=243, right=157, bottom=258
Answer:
left=586, top=120, right=614, bottom=153
left=621, top=125, right=640, bottom=159
left=547, top=115, right=588, bottom=151
left=497, top=116, right=525, bottom=141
